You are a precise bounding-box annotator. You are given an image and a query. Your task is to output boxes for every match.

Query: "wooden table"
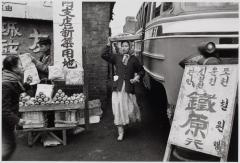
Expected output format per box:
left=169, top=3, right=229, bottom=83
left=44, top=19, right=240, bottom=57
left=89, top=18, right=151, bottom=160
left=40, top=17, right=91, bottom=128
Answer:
left=19, top=104, right=88, bottom=147
left=19, top=103, right=85, bottom=112
left=23, top=127, right=77, bottom=147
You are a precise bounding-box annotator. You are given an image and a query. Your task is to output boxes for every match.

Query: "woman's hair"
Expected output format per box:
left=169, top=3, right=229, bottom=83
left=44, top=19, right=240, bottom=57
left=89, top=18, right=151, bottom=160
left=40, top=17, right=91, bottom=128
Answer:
left=3, top=55, right=20, bottom=71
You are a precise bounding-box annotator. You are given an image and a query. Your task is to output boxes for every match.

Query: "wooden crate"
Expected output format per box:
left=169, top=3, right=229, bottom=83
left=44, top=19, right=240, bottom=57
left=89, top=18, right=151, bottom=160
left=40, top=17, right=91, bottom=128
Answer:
left=78, top=116, right=100, bottom=125
left=77, top=107, right=102, bottom=118
left=22, top=112, right=46, bottom=129
left=54, top=110, right=78, bottom=127
left=76, top=99, right=102, bottom=124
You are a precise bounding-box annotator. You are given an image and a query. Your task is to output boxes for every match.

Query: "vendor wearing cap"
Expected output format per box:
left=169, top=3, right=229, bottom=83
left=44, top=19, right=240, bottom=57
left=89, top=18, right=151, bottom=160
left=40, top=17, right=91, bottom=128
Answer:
left=31, top=38, right=52, bottom=82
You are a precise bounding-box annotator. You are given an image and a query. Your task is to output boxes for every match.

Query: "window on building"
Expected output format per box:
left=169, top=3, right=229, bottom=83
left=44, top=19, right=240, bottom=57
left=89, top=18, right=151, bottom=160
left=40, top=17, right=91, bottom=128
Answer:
left=154, top=2, right=161, bottom=18
left=145, top=4, right=151, bottom=23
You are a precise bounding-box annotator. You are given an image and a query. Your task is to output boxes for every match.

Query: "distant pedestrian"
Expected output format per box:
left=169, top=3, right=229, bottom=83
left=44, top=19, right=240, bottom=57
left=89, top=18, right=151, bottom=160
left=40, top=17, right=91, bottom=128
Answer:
left=2, top=55, right=32, bottom=160
left=101, top=38, right=145, bottom=141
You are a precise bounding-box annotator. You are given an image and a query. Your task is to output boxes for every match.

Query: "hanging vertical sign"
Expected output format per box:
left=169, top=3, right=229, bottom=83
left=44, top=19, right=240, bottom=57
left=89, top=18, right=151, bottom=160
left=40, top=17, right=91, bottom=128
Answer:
left=53, top=0, right=82, bottom=68
left=166, top=65, right=238, bottom=160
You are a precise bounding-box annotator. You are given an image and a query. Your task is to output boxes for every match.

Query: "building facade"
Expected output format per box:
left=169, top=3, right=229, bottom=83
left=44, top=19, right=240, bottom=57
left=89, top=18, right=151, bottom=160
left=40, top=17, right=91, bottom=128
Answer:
left=123, top=16, right=137, bottom=34
left=2, top=1, right=115, bottom=108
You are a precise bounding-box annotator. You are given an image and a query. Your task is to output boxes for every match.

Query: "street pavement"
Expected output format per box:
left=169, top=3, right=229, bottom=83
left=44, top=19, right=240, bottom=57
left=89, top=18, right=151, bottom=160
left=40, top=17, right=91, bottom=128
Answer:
left=10, top=98, right=170, bottom=161
left=9, top=87, right=238, bottom=161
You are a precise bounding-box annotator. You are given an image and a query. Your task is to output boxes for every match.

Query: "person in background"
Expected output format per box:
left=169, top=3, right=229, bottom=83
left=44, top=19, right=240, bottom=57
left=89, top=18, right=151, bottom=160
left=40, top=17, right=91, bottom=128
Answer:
left=101, top=38, right=145, bottom=141
left=30, top=37, right=52, bottom=83
left=2, top=55, right=32, bottom=161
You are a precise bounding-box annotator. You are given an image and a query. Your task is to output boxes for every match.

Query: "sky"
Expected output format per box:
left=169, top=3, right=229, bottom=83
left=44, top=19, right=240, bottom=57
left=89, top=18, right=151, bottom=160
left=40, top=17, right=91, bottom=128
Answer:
left=110, top=0, right=143, bottom=36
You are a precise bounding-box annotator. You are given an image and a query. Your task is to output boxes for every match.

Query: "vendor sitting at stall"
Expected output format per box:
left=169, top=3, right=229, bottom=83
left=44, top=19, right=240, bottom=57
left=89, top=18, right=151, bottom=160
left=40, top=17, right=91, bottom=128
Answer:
left=30, top=37, right=85, bottom=135
left=30, top=37, right=52, bottom=84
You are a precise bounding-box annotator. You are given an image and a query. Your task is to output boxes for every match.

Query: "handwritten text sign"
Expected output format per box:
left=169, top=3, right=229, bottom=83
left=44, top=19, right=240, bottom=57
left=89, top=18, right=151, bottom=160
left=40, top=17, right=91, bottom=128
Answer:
left=53, top=0, right=82, bottom=69
left=168, top=65, right=238, bottom=157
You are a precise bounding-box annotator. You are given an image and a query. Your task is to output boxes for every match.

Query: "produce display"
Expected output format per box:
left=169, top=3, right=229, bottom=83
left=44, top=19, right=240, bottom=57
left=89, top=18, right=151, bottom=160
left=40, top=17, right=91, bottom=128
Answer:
left=52, top=89, right=85, bottom=105
left=19, top=89, right=85, bottom=107
left=19, top=92, right=51, bottom=106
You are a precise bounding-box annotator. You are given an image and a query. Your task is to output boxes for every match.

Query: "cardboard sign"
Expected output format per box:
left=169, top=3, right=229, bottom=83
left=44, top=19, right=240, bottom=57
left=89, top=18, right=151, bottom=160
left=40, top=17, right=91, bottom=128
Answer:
left=19, top=53, right=32, bottom=70
left=23, top=64, right=40, bottom=85
left=168, top=65, right=238, bottom=158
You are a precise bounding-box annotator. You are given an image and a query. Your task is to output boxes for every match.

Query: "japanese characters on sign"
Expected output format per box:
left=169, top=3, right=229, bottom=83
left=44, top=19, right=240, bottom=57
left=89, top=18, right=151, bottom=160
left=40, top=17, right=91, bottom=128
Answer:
left=2, top=21, right=50, bottom=55
left=2, top=22, right=22, bottom=54
left=53, top=0, right=82, bottom=70
left=60, top=1, right=76, bottom=68
left=2, top=1, right=52, bottom=20
left=168, top=65, right=238, bottom=157
left=2, top=2, right=13, bottom=11
left=29, top=28, right=49, bottom=53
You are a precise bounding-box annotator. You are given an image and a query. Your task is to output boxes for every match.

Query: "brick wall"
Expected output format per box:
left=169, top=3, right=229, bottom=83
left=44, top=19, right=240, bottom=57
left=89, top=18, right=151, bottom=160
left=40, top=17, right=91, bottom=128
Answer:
left=82, top=2, right=113, bottom=106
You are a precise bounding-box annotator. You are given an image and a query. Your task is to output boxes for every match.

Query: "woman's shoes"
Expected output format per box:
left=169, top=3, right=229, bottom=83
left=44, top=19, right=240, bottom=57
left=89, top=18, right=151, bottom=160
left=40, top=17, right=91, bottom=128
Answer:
left=117, top=133, right=124, bottom=141
left=117, top=126, right=124, bottom=141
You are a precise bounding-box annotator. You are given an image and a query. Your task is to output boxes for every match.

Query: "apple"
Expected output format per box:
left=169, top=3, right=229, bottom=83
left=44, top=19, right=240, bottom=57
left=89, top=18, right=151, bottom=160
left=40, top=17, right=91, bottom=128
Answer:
left=65, top=101, right=70, bottom=105
left=41, top=94, right=46, bottom=99
left=44, top=97, right=49, bottom=102
left=19, top=102, right=24, bottom=107
left=53, top=97, right=57, bottom=102
left=55, top=93, right=59, bottom=98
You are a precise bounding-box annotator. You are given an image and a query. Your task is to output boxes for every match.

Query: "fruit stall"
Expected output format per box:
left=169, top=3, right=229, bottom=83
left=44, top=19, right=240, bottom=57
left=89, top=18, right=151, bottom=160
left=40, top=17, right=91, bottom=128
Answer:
left=15, top=42, right=104, bottom=147
left=19, top=83, right=102, bottom=147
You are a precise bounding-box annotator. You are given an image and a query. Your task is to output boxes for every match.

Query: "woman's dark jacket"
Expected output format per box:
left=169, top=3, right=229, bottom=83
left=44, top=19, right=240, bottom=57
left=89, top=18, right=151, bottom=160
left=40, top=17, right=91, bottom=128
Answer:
left=101, top=45, right=145, bottom=94
left=2, top=70, right=30, bottom=130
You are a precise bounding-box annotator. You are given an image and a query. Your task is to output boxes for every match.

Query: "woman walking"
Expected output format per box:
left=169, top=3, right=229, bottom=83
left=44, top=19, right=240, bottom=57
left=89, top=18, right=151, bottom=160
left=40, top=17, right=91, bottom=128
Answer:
left=101, top=39, right=144, bottom=141
left=2, top=55, right=31, bottom=160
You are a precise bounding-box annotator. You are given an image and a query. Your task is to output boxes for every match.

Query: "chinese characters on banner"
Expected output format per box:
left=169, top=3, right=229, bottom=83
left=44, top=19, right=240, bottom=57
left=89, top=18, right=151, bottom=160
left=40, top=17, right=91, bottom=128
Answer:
left=53, top=0, right=82, bottom=69
left=2, top=22, right=50, bottom=55
left=2, top=22, right=22, bottom=54
left=168, top=65, right=238, bottom=157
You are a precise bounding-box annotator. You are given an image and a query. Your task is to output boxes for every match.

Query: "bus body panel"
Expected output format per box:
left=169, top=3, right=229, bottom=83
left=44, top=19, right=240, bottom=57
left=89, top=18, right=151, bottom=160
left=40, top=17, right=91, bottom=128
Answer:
left=135, top=2, right=238, bottom=107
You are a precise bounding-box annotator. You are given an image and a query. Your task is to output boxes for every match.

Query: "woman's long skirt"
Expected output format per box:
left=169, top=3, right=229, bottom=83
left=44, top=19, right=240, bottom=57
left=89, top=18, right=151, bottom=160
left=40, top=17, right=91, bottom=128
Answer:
left=112, top=81, right=141, bottom=126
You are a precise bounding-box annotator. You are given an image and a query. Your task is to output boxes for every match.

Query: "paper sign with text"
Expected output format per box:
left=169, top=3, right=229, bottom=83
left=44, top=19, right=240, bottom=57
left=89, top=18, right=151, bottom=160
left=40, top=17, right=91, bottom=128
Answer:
left=168, top=65, right=238, bottom=157
left=53, top=0, right=82, bottom=69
